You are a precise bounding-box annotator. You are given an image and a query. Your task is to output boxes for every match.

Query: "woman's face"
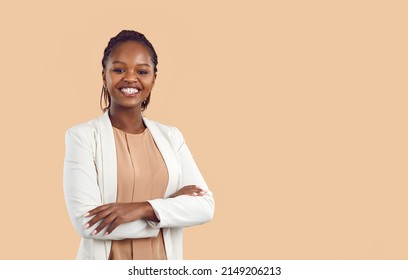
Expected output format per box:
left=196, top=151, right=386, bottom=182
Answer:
left=103, top=41, right=156, bottom=111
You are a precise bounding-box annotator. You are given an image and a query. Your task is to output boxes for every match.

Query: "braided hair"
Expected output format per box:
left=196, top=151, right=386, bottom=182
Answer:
left=100, top=30, right=158, bottom=112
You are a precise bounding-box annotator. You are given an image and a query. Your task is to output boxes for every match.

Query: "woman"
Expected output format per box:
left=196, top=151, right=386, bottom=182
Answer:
left=63, top=30, right=214, bottom=260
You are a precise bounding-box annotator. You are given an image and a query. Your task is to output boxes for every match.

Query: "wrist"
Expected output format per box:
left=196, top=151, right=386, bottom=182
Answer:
left=139, top=202, right=159, bottom=222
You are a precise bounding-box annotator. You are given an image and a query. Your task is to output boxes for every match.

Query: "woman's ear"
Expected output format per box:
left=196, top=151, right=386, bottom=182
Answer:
left=152, top=73, right=157, bottom=89
left=102, top=70, right=106, bottom=85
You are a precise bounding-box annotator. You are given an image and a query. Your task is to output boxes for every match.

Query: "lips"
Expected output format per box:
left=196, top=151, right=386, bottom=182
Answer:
left=120, top=87, right=139, bottom=95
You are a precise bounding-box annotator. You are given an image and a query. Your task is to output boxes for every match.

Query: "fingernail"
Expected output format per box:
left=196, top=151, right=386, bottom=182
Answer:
left=84, top=212, right=90, bottom=217
left=193, top=192, right=198, bottom=196
left=199, top=191, right=205, bottom=195
left=92, top=230, right=97, bottom=235
left=84, top=223, right=89, bottom=229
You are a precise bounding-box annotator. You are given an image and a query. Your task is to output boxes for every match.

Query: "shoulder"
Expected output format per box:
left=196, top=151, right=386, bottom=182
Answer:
left=143, top=117, right=178, bottom=133
left=143, top=117, right=185, bottom=146
left=65, top=114, right=105, bottom=144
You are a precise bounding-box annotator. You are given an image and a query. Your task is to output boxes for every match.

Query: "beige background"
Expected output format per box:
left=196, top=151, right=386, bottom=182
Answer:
left=0, top=0, right=407, bottom=259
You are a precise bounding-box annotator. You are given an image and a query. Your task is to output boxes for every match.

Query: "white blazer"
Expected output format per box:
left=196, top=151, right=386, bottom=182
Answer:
left=63, top=111, right=214, bottom=259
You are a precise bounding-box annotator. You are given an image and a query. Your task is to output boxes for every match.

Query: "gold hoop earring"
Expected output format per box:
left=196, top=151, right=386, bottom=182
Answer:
left=100, top=84, right=111, bottom=111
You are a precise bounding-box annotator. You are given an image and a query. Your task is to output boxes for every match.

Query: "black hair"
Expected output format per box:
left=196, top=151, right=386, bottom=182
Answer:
left=100, top=30, right=158, bottom=112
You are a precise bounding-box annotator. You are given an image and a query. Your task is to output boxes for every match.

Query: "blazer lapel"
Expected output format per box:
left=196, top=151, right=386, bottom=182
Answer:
left=97, top=111, right=117, bottom=203
left=143, top=117, right=181, bottom=198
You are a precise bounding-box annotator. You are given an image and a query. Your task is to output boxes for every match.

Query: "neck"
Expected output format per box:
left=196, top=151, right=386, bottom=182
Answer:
left=108, top=106, right=146, bottom=134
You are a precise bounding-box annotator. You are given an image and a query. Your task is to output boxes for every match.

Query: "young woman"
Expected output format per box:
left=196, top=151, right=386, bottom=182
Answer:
left=63, top=30, right=214, bottom=260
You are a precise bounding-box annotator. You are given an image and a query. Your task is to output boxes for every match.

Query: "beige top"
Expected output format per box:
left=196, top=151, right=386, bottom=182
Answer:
left=109, top=126, right=168, bottom=260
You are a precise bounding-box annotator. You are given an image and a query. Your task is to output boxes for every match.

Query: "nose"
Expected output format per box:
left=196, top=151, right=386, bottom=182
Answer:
left=123, top=71, right=138, bottom=82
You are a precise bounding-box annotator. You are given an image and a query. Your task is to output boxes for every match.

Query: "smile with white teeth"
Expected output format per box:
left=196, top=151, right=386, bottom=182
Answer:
left=120, top=88, right=139, bottom=95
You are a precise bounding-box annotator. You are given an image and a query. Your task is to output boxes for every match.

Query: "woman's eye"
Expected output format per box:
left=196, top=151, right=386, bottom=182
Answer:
left=138, top=70, right=149, bottom=75
left=113, top=68, right=125, bottom=73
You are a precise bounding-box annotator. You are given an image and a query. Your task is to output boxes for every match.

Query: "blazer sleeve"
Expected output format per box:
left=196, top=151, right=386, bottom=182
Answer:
left=146, top=127, right=215, bottom=228
left=63, top=126, right=159, bottom=240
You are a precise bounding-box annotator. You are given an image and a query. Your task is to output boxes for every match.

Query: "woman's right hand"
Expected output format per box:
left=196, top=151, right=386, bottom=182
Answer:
left=170, top=185, right=206, bottom=198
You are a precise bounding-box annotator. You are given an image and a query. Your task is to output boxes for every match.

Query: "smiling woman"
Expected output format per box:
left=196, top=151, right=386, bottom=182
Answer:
left=63, top=30, right=214, bottom=260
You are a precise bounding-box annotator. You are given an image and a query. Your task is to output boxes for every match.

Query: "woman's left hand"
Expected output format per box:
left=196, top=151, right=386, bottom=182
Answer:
left=84, top=202, right=156, bottom=235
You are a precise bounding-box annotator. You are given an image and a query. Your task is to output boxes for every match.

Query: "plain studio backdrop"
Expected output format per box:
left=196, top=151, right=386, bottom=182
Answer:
left=0, top=0, right=407, bottom=259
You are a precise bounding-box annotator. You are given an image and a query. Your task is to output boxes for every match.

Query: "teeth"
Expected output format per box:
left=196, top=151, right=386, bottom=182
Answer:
left=121, top=88, right=139, bottom=94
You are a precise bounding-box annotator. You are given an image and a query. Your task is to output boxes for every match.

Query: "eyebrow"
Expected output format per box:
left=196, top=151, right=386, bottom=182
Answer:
left=112, top=61, right=152, bottom=68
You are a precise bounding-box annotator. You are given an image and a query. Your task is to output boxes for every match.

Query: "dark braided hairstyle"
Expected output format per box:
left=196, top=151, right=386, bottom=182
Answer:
left=100, top=30, right=158, bottom=112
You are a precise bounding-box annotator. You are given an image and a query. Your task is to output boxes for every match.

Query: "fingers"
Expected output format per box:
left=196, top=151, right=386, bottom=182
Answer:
left=171, top=185, right=207, bottom=198
left=82, top=203, right=134, bottom=235
left=84, top=204, right=116, bottom=234
left=84, top=210, right=110, bottom=232
left=93, top=214, right=117, bottom=235
left=85, top=203, right=111, bottom=218
left=106, top=218, right=123, bottom=235
left=189, top=188, right=206, bottom=196
left=184, top=185, right=207, bottom=196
